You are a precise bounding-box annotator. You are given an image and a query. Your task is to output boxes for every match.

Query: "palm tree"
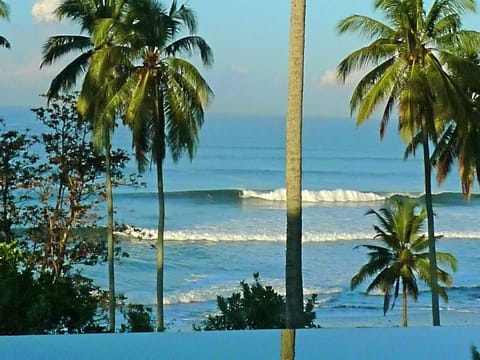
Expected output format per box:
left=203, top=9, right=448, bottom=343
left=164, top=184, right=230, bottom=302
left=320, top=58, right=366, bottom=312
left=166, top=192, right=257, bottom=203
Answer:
left=352, top=199, right=456, bottom=327
left=283, top=1, right=306, bottom=357
left=0, top=0, right=10, bottom=49
left=285, top=0, right=306, bottom=330
left=434, top=113, right=480, bottom=200
left=40, top=0, right=124, bottom=333
left=86, top=0, right=213, bottom=331
left=429, top=52, right=480, bottom=200
left=337, top=0, right=480, bottom=326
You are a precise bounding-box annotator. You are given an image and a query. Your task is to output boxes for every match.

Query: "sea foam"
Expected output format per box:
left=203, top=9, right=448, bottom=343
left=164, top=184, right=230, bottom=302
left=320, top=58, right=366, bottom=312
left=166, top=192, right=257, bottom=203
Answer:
left=115, top=225, right=376, bottom=242
left=240, top=188, right=386, bottom=203
left=115, top=225, right=480, bottom=242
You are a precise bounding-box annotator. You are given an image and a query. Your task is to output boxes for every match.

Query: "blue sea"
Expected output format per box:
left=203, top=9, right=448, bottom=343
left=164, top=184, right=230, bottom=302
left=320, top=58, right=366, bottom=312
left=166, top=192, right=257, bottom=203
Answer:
left=2, top=107, right=480, bottom=330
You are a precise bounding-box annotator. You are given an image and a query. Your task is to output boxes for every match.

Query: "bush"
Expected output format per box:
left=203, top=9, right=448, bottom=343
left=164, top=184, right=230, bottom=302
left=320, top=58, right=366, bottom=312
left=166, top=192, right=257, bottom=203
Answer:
left=120, top=304, right=155, bottom=333
left=195, top=273, right=318, bottom=330
left=0, top=242, right=105, bottom=334
left=472, top=346, right=480, bottom=360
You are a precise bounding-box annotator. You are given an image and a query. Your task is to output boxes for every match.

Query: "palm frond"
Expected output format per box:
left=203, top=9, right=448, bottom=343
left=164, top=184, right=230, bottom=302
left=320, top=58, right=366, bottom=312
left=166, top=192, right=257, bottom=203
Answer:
left=355, top=60, right=403, bottom=127
left=337, top=40, right=398, bottom=84
left=165, top=35, right=214, bottom=67
left=347, top=56, right=397, bottom=114
left=54, top=0, right=98, bottom=33
left=351, top=254, right=393, bottom=290
left=337, top=15, right=396, bottom=40
left=432, top=122, right=457, bottom=183
left=436, top=252, right=458, bottom=272
left=365, top=265, right=398, bottom=294
left=0, top=0, right=9, bottom=19
left=0, top=35, right=9, bottom=48
left=171, top=1, right=197, bottom=34
left=46, top=51, right=92, bottom=98
left=41, top=35, right=93, bottom=68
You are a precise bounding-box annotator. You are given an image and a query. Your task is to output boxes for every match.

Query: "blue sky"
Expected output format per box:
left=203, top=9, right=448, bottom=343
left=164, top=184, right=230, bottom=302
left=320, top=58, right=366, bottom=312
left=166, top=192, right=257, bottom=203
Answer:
left=0, top=1, right=479, bottom=117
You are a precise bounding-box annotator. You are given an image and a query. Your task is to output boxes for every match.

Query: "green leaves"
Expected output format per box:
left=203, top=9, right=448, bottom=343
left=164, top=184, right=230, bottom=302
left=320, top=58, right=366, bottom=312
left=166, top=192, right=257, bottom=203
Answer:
left=351, top=198, right=456, bottom=322
left=0, top=0, right=9, bottom=48
left=337, top=15, right=395, bottom=40
left=195, top=273, right=318, bottom=330
left=0, top=0, right=9, bottom=20
left=338, top=0, right=480, bottom=145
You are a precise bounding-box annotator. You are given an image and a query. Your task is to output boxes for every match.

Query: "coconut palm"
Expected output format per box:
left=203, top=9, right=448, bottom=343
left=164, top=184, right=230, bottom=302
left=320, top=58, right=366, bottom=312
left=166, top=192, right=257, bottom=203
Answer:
left=433, top=113, right=480, bottom=200
left=40, top=0, right=126, bottom=333
left=428, top=51, right=480, bottom=201
left=352, top=199, right=456, bottom=327
left=84, top=0, right=213, bottom=331
left=283, top=0, right=306, bottom=356
left=285, top=0, right=306, bottom=330
left=0, top=0, right=10, bottom=49
left=337, top=0, right=480, bottom=326
left=407, top=96, right=480, bottom=201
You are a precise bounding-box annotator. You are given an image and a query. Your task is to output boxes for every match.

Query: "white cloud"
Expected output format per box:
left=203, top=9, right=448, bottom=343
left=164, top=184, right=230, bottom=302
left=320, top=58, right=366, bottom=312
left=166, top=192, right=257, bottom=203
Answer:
left=317, top=68, right=366, bottom=88
left=32, top=0, right=59, bottom=22
left=229, top=64, right=250, bottom=76
left=319, top=69, right=340, bottom=87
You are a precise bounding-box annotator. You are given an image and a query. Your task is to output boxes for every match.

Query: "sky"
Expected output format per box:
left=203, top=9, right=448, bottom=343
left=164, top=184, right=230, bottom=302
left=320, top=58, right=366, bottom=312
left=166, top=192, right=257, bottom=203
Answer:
left=0, top=1, right=479, bottom=117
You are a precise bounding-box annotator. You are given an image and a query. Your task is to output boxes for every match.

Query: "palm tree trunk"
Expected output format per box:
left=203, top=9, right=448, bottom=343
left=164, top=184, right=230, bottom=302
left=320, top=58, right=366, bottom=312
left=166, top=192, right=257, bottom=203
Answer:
left=281, top=329, right=296, bottom=360
left=285, top=0, right=306, bottom=331
left=105, top=140, right=115, bottom=332
left=422, top=134, right=440, bottom=326
left=402, top=280, right=408, bottom=327
left=156, top=161, right=165, bottom=332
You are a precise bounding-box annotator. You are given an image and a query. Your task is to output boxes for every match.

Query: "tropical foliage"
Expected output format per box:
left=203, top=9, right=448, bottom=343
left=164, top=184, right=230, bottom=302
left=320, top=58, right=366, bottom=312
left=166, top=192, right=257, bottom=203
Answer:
left=79, top=0, right=213, bottom=331
left=351, top=199, right=456, bottom=327
left=472, top=346, right=480, bottom=360
left=28, top=95, right=133, bottom=277
left=0, top=241, right=105, bottom=335
left=337, top=0, right=480, bottom=325
left=119, top=304, right=155, bottom=333
left=428, top=53, right=480, bottom=200
left=0, top=0, right=10, bottom=49
left=41, top=0, right=131, bottom=332
left=195, top=273, right=317, bottom=331
left=0, top=95, right=139, bottom=334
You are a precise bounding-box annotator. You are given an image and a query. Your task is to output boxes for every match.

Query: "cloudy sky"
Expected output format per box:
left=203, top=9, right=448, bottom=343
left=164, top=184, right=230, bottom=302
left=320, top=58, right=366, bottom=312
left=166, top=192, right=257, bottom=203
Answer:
left=1, top=1, right=479, bottom=117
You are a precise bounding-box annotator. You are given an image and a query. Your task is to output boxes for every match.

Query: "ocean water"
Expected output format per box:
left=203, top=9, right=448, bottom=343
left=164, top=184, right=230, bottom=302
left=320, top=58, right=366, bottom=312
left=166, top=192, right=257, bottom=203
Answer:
left=2, top=107, right=480, bottom=330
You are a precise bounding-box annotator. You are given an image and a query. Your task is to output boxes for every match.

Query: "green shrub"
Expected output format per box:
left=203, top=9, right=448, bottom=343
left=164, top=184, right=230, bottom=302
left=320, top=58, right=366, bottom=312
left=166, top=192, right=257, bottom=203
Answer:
left=472, top=346, right=480, bottom=360
left=120, top=304, right=155, bottom=333
left=0, top=242, right=105, bottom=334
left=195, top=273, right=318, bottom=330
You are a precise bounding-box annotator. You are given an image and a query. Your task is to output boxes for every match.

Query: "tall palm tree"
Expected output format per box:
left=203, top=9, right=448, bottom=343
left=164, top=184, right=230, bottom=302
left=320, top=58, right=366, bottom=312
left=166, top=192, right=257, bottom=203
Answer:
left=86, top=0, right=213, bottom=331
left=40, top=0, right=125, bottom=333
left=285, top=0, right=306, bottom=330
left=352, top=199, right=456, bottom=327
left=282, top=0, right=305, bottom=357
left=337, top=0, right=480, bottom=326
left=0, top=0, right=10, bottom=49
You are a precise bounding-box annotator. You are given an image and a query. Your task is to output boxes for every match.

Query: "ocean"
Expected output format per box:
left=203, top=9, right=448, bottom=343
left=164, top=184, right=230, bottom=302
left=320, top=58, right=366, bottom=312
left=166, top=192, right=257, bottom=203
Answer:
left=2, top=107, right=480, bottom=330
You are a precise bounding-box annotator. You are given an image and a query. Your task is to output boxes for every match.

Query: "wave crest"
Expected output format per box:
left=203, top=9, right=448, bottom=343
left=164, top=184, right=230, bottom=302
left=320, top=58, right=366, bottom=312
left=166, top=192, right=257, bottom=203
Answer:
left=115, top=225, right=480, bottom=242
left=240, top=188, right=386, bottom=203
left=115, top=226, right=376, bottom=242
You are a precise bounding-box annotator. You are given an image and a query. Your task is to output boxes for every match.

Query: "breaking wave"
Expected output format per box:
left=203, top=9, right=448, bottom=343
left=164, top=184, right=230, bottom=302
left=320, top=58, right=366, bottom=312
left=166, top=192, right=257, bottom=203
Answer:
left=115, top=226, right=480, bottom=242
